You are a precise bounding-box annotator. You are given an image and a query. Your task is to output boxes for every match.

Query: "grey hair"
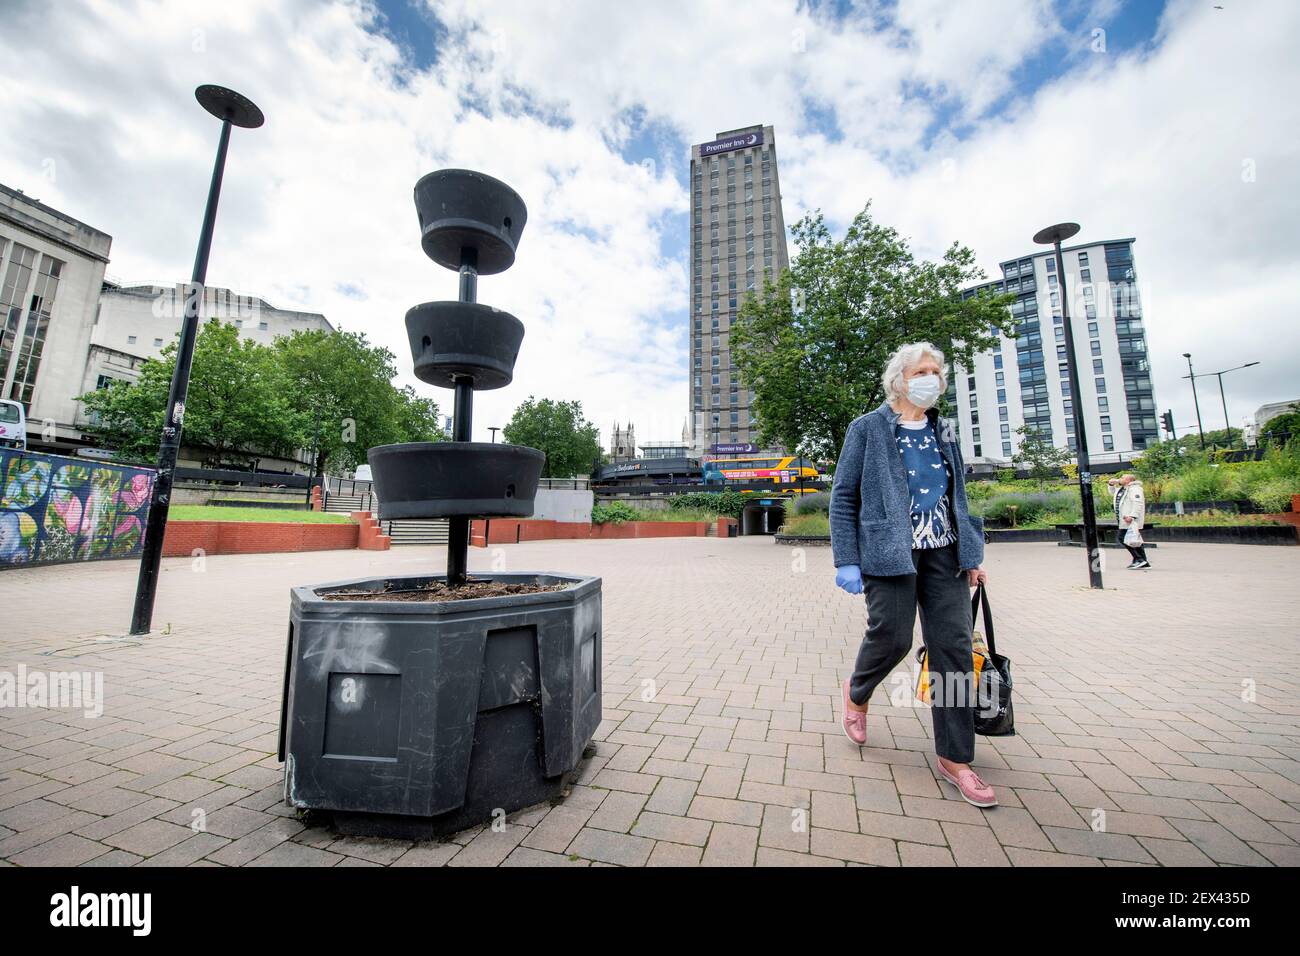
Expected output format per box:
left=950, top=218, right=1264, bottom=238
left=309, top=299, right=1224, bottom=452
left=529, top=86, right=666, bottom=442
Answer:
left=882, top=341, right=947, bottom=403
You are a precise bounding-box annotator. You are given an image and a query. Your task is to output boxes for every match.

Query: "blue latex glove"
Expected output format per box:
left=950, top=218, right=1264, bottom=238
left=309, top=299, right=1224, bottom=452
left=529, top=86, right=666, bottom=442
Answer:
left=835, top=564, right=863, bottom=595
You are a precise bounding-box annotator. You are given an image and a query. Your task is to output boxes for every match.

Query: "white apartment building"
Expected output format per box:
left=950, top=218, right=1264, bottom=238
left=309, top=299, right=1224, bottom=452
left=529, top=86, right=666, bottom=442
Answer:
left=950, top=238, right=1158, bottom=467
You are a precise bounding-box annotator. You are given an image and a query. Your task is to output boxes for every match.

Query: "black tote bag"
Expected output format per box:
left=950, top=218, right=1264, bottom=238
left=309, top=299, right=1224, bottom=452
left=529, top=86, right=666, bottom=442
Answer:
left=972, top=584, right=1015, bottom=736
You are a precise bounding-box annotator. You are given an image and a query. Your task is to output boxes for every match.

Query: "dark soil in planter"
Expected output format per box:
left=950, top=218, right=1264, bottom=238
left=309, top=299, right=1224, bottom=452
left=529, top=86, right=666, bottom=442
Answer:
left=321, top=577, right=571, bottom=602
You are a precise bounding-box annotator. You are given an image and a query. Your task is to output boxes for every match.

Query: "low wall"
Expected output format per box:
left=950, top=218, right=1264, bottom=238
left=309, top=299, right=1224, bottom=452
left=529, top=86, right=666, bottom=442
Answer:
left=163, top=520, right=359, bottom=557
left=172, top=482, right=312, bottom=508
left=533, top=487, right=594, bottom=522
left=470, top=519, right=707, bottom=546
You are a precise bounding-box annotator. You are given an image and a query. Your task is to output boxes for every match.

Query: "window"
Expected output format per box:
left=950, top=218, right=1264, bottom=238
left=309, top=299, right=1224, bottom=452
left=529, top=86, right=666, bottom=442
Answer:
left=152, top=337, right=163, bottom=347
left=1046, top=258, right=1056, bottom=272
left=1000, top=423, right=1010, bottom=439
left=969, top=394, right=978, bottom=408
left=1093, top=359, right=1104, bottom=374
left=1096, top=377, right=1107, bottom=393
left=996, top=388, right=1006, bottom=403
left=972, top=427, right=981, bottom=442
left=1080, top=268, right=1091, bottom=282
left=1002, top=441, right=1012, bottom=456
left=1103, top=435, right=1114, bottom=451
left=967, top=376, right=976, bottom=391
left=127, top=335, right=137, bottom=344
left=994, top=354, right=1003, bottom=370
left=1057, top=345, right=1067, bottom=360
left=1090, top=340, right=1102, bottom=356
left=1078, top=252, right=1089, bottom=266
left=995, top=372, right=1004, bottom=386
left=999, top=406, right=1008, bottom=422
left=973, top=444, right=982, bottom=457
left=1088, top=322, right=1098, bottom=337
left=1098, top=397, right=1109, bottom=412
left=1100, top=416, right=1112, bottom=431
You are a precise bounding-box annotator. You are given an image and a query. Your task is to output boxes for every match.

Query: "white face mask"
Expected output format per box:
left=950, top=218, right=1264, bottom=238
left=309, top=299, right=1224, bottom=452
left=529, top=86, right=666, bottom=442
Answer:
left=906, top=374, right=942, bottom=409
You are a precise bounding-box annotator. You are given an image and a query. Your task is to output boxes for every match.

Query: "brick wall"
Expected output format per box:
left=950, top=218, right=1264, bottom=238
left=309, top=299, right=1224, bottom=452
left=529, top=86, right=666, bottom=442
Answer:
left=470, top=519, right=707, bottom=546
left=163, top=520, right=359, bottom=557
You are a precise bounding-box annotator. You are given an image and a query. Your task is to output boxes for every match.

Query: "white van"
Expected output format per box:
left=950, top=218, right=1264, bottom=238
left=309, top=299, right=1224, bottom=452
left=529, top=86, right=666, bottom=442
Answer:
left=353, top=464, right=372, bottom=481
left=0, top=399, right=26, bottom=451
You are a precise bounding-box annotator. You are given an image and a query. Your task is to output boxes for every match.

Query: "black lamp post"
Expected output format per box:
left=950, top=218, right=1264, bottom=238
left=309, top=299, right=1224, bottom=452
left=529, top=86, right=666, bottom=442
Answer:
left=1182, top=361, right=1259, bottom=449
left=1033, top=222, right=1102, bottom=589
left=1182, top=353, right=1207, bottom=450
left=130, top=85, right=263, bottom=635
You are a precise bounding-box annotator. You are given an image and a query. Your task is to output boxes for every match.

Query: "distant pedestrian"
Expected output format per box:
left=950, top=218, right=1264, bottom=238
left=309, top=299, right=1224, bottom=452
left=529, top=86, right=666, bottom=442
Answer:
left=829, top=342, right=995, bottom=808
left=1108, top=473, right=1150, bottom=569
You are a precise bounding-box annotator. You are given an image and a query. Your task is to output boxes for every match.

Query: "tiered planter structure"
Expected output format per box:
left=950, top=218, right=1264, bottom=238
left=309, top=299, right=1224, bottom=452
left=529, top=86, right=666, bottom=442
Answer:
left=278, top=169, right=602, bottom=837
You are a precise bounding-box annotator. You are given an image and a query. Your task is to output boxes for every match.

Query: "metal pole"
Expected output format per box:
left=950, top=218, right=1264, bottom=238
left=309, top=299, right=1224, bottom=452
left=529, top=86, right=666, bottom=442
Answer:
left=1184, top=354, right=1206, bottom=450
left=1054, top=240, right=1102, bottom=589
left=1215, top=372, right=1232, bottom=448
left=130, top=120, right=232, bottom=634
left=130, top=86, right=261, bottom=635
left=305, top=402, right=321, bottom=507
left=446, top=246, right=478, bottom=587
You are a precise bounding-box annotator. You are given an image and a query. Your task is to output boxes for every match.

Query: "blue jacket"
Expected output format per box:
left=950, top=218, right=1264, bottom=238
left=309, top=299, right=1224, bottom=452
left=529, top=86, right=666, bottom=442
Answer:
left=830, top=401, right=984, bottom=577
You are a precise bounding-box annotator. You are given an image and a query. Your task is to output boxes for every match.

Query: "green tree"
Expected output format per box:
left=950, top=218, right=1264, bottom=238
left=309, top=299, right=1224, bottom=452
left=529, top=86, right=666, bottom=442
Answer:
left=502, top=397, right=602, bottom=478
left=1260, top=404, right=1300, bottom=444
left=1012, top=424, right=1071, bottom=489
left=731, top=204, right=1016, bottom=463
left=79, top=319, right=301, bottom=466
left=274, top=329, right=443, bottom=474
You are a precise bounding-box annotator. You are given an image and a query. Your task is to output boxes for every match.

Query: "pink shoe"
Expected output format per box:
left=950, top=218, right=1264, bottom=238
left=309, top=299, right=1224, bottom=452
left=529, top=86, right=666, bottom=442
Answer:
left=937, top=760, right=997, bottom=807
left=841, top=678, right=867, bottom=745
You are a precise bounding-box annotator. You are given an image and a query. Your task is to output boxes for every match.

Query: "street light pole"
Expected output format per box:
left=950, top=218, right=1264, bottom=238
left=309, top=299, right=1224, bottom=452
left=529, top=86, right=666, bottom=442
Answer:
left=1182, top=361, right=1259, bottom=449
left=130, top=86, right=263, bottom=636
left=1182, top=353, right=1207, bottom=450
left=1033, top=222, right=1102, bottom=589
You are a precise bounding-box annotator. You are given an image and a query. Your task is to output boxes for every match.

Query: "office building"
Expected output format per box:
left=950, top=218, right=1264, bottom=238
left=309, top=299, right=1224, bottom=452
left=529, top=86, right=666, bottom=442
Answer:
left=949, top=237, right=1157, bottom=465
left=686, top=125, right=790, bottom=457
left=0, top=183, right=112, bottom=451
left=0, top=180, right=332, bottom=456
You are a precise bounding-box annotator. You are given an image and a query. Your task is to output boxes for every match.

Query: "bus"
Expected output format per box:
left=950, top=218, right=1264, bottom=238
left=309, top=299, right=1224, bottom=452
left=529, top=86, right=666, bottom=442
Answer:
left=0, top=399, right=26, bottom=451
left=701, top=454, right=823, bottom=493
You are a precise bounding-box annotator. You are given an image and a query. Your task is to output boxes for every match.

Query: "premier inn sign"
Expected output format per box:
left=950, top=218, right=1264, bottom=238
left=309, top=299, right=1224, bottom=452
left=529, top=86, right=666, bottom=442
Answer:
left=699, top=129, right=764, bottom=157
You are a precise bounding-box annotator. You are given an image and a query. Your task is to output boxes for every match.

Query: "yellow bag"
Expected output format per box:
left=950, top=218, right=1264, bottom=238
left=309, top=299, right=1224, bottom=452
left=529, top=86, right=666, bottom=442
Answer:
left=915, top=628, right=989, bottom=705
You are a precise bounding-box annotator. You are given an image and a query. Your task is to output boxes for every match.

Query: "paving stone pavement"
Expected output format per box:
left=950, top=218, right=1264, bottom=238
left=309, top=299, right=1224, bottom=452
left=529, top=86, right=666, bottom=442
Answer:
left=2, top=538, right=1298, bottom=867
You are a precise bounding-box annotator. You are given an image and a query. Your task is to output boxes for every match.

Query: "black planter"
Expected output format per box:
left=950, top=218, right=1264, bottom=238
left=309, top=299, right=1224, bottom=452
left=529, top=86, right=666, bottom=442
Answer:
left=368, top=441, right=544, bottom=519
left=414, top=169, right=527, bottom=275
left=278, top=573, right=602, bottom=837
left=406, top=301, right=524, bottom=390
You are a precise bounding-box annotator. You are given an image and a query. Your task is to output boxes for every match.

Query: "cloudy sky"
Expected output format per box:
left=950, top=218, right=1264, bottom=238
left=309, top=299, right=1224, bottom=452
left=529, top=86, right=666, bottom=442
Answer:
left=2, top=0, right=1296, bottom=446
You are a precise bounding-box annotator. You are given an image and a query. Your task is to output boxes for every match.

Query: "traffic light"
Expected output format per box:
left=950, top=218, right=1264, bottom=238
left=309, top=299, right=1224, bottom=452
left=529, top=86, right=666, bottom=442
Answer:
left=1160, top=409, right=1175, bottom=438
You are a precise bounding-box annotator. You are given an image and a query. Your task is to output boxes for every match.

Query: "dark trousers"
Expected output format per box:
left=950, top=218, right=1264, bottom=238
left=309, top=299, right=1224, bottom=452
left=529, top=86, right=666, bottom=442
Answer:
left=847, top=542, right=976, bottom=763
left=1117, top=526, right=1149, bottom=563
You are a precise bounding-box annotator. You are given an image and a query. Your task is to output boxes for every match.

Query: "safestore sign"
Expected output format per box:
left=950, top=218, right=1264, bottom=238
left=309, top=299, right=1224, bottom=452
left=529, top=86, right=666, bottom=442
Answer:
left=699, top=129, right=764, bottom=157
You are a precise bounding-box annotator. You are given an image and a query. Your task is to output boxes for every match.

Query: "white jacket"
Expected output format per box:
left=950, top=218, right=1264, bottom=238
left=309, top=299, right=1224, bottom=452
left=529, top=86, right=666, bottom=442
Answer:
left=1118, top=480, right=1146, bottom=530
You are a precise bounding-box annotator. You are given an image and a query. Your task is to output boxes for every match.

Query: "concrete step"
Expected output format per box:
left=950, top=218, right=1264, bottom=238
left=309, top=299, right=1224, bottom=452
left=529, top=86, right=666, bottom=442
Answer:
left=382, top=518, right=451, bottom=544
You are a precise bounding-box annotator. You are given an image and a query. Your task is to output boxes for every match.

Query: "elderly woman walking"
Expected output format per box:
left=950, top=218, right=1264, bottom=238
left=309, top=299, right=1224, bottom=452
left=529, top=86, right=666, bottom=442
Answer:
left=829, top=342, right=996, bottom=807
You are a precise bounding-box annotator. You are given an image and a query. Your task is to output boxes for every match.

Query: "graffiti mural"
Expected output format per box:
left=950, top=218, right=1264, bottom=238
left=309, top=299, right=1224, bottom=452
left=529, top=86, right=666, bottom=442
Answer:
left=0, top=449, right=155, bottom=568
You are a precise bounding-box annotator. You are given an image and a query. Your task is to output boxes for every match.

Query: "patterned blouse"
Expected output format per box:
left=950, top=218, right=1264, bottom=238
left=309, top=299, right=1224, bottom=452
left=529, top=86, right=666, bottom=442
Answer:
left=894, top=419, right=957, bottom=550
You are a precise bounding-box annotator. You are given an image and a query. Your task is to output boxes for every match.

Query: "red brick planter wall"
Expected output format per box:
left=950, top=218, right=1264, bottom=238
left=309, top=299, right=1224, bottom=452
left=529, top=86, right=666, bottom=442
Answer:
left=163, top=520, right=359, bottom=557
left=352, top=512, right=392, bottom=550
left=470, top=519, right=708, bottom=546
